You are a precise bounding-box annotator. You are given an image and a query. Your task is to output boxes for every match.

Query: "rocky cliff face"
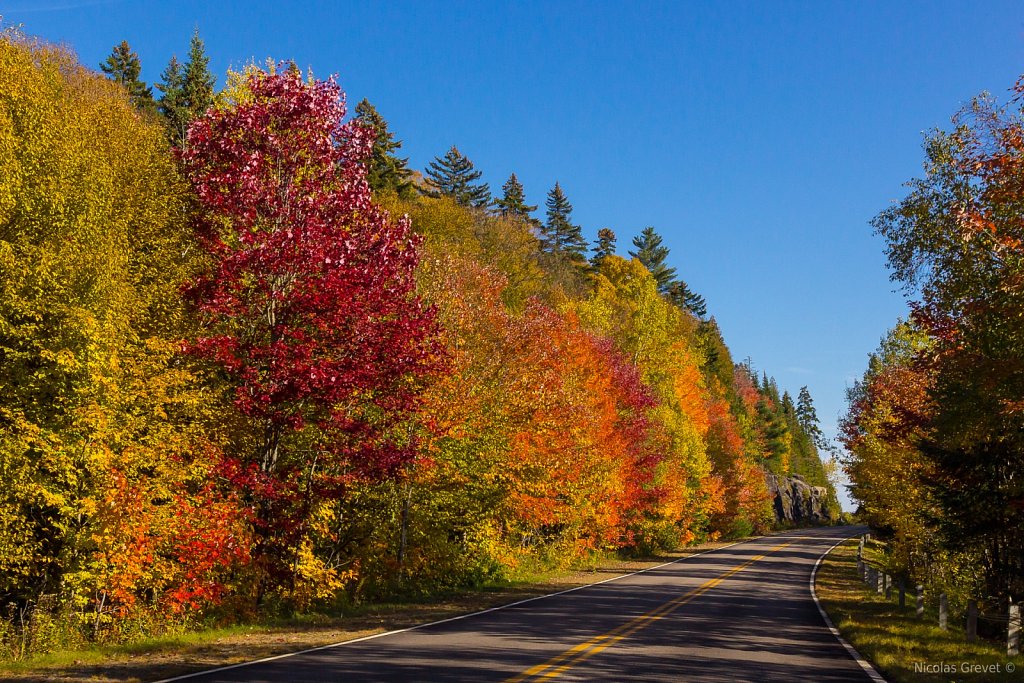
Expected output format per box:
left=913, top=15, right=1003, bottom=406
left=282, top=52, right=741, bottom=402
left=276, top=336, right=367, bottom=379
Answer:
left=766, top=472, right=833, bottom=525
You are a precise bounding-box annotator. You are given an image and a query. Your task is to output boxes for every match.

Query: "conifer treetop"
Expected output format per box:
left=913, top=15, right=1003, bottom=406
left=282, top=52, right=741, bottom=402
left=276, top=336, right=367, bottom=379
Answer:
left=423, top=145, right=491, bottom=208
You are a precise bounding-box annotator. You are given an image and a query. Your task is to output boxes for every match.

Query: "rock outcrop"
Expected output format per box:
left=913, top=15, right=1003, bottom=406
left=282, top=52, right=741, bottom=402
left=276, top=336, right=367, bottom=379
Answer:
left=766, top=472, right=832, bottom=525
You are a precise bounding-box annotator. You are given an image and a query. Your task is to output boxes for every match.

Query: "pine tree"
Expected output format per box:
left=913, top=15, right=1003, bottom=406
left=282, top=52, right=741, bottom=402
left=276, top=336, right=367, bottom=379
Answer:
left=590, top=228, right=617, bottom=268
left=157, top=30, right=215, bottom=147
left=354, top=99, right=414, bottom=198
left=666, top=280, right=707, bottom=319
left=796, top=386, right=829, bottom=453
left=541, top=182, right=588, bottom=260
left=423, top=146, right=491, bottom=208
left=629, top=227, right=677, bottom=293
left=495, top=173, right=537, bottom=220
left=100, top=40, right=155, bottom=113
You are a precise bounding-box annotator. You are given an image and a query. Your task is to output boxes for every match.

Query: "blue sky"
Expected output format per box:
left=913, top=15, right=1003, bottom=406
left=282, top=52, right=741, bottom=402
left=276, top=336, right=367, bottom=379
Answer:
left=4, top=0, right=1024, bottom=509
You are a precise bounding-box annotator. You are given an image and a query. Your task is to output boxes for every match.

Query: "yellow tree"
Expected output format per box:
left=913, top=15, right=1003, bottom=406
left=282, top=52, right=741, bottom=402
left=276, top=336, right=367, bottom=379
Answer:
left=0, top=32, right=248, bottom=639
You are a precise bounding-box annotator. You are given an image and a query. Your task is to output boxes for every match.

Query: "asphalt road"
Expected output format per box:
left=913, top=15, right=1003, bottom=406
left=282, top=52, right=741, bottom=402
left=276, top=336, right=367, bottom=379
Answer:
left=163, top=526, right=875, bottom=683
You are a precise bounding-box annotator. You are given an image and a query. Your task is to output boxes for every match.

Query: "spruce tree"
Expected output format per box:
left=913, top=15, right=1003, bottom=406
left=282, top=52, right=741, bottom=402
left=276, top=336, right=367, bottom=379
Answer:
left=423, top=146, right=491, bottom=208
left=542, top=182, right=588, bottom=261
left=157, top=30, right=215, bottom=147
left=100, top=40, right=156, bottom=114
left=590, top=227, right=617, bottom=268
left=629, top=227, right=677, bottom=293
left=495, top=173, right=537, bottom=221
left=354, top=99, right=414, bottom=198
left=182, top=30, right=215, bottom=122
left=156, top=55, right=186, bottom=142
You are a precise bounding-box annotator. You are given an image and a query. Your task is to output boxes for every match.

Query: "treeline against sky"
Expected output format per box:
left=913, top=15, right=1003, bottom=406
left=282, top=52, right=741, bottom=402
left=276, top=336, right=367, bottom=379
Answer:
left=842, top=76, right=1024, bottom=614
left=0, top=31, right=836, bottom=654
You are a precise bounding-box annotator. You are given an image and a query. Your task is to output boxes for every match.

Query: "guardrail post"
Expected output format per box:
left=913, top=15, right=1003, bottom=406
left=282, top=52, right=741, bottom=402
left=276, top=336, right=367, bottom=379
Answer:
left=916, top=585, right=924, bottom=618
left=1010, top=602, right=1020, bottom=657
left=939, top=593, right=948, bottom=630
left=898, top=578, right=906, bottom=608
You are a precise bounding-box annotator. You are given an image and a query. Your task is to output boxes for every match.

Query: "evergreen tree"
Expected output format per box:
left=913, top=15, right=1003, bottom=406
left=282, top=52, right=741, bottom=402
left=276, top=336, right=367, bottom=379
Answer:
left=696, top=318, right=733, bottom=389
left=423, top=146, right=491, bottom=208
left=782, top=390, right=795, bottom=417
left=756, top=392, right=791, bottom=474
left=156, top=55, right=186, bottom=141
left=666, top=280, right=707, bottom=319
left=157, top=30, right=215, bottom=147
left=182, top=30, right=215, bottom=122
left=495, top=173, right=537, bottom=220
left=541, top=182, right=588, bottom=260
left=590, top=228, right=617, bottom=268
left=796, top=386, right=829, bottom=453
left=100, top=40, right=155, bottom=113
left=629, top=227, right=677, bottom=293
left=354, top=99, right=414, bottom=198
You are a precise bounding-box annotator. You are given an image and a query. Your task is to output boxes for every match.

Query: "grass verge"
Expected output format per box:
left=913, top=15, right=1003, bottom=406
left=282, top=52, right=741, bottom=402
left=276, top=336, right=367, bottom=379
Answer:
left=0, top=538, right=743, bottom=683
left=816, top=538, right=1023, bottom=683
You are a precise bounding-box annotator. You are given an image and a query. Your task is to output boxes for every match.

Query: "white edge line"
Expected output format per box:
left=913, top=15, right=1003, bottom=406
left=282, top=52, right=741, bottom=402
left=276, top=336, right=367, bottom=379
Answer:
left=811, top=536, right=888, bottom=683
left=152, top=538, right=751, bottom=682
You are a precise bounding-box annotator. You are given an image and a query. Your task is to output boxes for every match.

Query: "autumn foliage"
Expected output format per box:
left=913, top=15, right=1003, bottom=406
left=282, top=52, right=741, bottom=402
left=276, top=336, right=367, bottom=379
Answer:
left=844, top=75, right=1024, bottom=608
left=0, top=34, right=830, bottom=656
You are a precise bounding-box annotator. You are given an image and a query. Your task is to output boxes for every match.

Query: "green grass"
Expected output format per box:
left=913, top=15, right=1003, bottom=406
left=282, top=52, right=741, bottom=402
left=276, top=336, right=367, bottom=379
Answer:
left=817, top=538, right=1023, bottom=683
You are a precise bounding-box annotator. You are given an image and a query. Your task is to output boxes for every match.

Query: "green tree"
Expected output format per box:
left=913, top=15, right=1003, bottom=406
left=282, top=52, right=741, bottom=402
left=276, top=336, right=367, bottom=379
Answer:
left=590, top=227, right=617, bottom=268
left=183, top=30, right=215, bottom=116
left=99, top=40, right=155, bottom=113
left=541, top=182, right=588, bottom=261
left=423, top=146, right=491, bottom=208
left=354, top=98, right=414, bottom=198
left=696, top=318, right=733, bottom=389
left=495, top=173, right=537, bottom=221
left=796, top=385, right=829, bottom=452
left=157, top=30, right=215, bottom=147
left=156, top=55, right=186, bottom=141
left=666, top=279, right=707, bottom=319
left=629, top=227, right=676, bottom=294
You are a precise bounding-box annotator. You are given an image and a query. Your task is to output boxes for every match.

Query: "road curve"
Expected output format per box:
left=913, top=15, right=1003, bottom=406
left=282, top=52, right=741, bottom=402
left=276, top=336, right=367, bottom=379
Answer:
left=160, top=526, right=874, bottom=683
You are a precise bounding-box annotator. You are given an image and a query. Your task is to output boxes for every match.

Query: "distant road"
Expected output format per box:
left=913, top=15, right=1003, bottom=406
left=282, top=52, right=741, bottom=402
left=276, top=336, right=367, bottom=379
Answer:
left=161, top=526, right=877, bottom=683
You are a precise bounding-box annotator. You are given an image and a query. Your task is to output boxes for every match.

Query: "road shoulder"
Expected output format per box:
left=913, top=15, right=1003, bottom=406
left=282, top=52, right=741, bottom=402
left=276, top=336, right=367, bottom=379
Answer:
left=0, top=538, right=747, bottom=683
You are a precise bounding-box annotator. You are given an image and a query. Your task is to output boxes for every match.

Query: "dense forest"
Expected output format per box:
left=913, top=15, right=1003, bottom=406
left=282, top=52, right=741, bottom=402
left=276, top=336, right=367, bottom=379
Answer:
left=842, top=76, right=1024, bottom=616
left=0, top=30, right=837, bottom=655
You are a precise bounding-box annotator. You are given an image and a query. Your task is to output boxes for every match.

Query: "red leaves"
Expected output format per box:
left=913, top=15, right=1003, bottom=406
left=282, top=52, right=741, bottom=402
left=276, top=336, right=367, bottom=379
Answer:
left=181, top=66, right=440, bottom=466
left=179, top=66, right=442, bottom=587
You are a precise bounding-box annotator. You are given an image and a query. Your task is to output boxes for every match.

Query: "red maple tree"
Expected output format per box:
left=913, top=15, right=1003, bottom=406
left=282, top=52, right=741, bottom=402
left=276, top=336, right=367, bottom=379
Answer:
left=180, top=67, right=442, bottom=581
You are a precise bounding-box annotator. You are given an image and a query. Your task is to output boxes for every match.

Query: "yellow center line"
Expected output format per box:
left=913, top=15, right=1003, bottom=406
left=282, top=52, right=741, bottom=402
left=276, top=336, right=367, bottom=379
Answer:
left=504, top=541, right=793, bottom=682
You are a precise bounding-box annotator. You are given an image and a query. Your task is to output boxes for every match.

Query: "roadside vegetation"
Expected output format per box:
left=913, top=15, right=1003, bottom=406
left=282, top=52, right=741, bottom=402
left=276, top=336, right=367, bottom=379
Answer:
left=817, top=538, right=1022, bottom=683
left=0, top=27, right=840, bottom=667
left=841, top=72, right=1024, bottom=630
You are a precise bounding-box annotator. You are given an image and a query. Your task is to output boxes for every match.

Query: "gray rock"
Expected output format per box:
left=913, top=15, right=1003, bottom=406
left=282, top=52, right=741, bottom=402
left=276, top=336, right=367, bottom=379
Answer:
left=765, top=472, right=833, bottom=525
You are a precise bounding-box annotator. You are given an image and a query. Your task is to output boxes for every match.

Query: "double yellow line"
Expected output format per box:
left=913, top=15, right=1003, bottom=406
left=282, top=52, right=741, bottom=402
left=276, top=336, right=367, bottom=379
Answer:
left=504, top=541, right=793, bottom=682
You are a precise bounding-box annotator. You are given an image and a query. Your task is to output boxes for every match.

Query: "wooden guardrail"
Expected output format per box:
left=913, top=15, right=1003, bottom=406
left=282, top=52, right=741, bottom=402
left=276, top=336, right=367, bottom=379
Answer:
left=854, top=534, right=1020, bottom=657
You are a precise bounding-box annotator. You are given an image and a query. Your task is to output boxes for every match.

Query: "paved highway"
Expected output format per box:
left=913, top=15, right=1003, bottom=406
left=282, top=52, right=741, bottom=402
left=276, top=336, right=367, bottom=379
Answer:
left=162, top=526, right=877, bottom=683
